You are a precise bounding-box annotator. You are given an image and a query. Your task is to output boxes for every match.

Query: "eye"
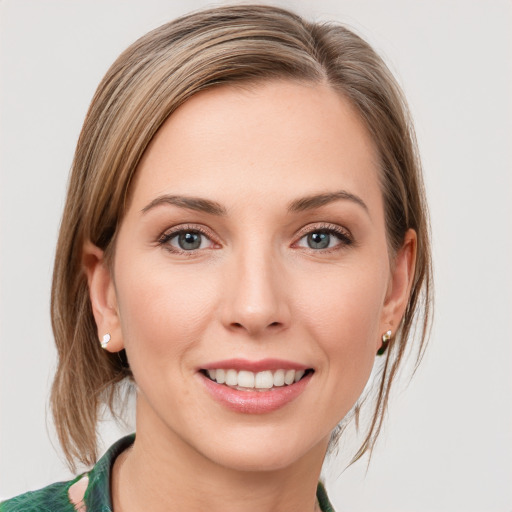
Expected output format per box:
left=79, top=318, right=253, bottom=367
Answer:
left=173, top=231, right=206, bottom=250
left=295, top=225, right=353, bottom=251
left=159, top=226, right=217, bottom=253
left=305, top=231, right=333, bottom=249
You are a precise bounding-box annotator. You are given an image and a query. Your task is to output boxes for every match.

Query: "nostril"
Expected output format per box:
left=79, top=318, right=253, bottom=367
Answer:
left=227, top=318, right=285, bottom=335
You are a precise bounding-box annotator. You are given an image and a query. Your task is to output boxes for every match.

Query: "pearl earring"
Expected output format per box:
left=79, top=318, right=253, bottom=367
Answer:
left=377, top=329, right=392, bottom=356
left=100, top=333, right=111, bottom=349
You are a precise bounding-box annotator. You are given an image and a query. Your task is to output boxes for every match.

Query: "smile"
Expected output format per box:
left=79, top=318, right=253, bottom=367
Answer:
left=202, top=368, right=313, bottom=391
left=199, top=360, right=314, bottom=414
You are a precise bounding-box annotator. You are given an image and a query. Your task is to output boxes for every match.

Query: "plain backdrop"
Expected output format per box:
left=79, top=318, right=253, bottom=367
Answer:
left=1, top=0, right=511, bottom=510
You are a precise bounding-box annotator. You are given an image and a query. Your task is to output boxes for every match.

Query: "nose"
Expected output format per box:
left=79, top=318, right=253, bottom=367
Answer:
left=220, top=245, right=290, bottom=337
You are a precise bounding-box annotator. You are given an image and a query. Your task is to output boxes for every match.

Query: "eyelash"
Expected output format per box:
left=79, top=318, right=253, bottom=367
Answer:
left=157, top=222, right=353, bottom=255
left=158, top=224, right=218, bottom=256
left=294, top=223, right=354, bottom=253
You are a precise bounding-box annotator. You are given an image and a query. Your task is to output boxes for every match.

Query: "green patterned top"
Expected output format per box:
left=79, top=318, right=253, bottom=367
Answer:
left=0, top=434, right=335, bottom=511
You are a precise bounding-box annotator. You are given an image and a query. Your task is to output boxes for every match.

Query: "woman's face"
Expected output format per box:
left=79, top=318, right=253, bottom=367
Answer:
left=96, top=80, right=411, bottom=471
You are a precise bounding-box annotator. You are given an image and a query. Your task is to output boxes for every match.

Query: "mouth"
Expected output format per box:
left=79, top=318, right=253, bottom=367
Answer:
left=200, top=368, right=314, bottom=392
left=198, top=358, right=315, bottom=413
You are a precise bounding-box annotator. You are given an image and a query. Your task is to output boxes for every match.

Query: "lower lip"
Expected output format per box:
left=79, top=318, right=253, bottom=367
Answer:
left=200, top=372, right=313, bottom=414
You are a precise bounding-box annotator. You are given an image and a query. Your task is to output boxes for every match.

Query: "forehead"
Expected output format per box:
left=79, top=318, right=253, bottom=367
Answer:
left=130, top=80, right=381, bottom=213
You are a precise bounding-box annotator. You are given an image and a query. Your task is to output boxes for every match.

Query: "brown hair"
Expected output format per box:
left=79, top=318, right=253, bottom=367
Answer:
left=50, top=4, right=432, bottom=470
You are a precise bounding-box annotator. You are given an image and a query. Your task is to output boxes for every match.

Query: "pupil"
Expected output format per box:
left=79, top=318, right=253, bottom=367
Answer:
left=308, top=232, right=329, bottom=249
left=179, top=232, right=201, bottom=250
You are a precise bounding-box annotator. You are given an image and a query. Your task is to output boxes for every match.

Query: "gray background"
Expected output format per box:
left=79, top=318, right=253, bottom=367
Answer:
left=1, top=0, right=511, bottom=510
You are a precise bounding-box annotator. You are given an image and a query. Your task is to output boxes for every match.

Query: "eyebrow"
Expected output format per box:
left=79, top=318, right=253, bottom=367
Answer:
left=141, top=195, right=227, bottom=216
left=141, top=190, right=368, bottom=217
left=287, top=191, right=369, bottom=214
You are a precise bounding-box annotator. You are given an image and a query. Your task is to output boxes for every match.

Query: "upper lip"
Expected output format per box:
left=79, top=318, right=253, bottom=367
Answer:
left=200, top=358, right=310, bottom=372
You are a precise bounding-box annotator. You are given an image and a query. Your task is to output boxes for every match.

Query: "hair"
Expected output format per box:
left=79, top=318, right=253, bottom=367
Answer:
left=50, top=3, right=432, bottom=470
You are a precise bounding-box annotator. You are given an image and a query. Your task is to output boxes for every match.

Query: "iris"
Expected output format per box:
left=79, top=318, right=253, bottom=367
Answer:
left=307, top=232, right=331, bottom=249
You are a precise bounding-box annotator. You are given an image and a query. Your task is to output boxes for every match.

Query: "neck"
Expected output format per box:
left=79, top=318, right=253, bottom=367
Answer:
left=112, top=402, right=328, bottom=512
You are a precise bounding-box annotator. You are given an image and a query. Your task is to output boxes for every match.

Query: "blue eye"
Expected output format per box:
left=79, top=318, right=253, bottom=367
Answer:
left=296, top=227, right=352, bottom=250
left=175, top=232, right=203, bottom=250
left=307, top=232, right=331, bottom=249
left=160, top=229, right=214, bottom=252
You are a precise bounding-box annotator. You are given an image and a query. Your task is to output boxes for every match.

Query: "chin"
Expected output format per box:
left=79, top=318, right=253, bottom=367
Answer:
left=195, top=426, right=329, bottom=473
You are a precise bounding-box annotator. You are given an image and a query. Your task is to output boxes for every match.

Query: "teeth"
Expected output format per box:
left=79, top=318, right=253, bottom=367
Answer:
left=273, top=369, right=285, bottom=387
left=226, top=369, right=238, bottom=386
left=205, top=368, right=309, bottom=389
left=284, top=369, right=295, bottom=385
left=237, top=370, right=255, bottom=388
left=254, top=371, right=273, bottom=389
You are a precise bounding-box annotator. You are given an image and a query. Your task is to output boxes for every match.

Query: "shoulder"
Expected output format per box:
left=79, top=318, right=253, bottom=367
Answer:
left=0, top=434, right=135, bottom=512
left=0, top=478, right=79, bottom=512
left=317, top=481, right=336, bottom=512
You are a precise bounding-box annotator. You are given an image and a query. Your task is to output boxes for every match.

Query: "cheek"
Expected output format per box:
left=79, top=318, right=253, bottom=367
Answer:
left=114, top=258, right=219, bottom=369
left=297, top=263, right=386, bottom=345
left=294, top=262, right=387, bottom=399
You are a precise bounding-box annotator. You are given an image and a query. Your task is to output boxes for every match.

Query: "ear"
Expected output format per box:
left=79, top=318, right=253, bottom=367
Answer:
left=379, top=229, right=417, bottom=350
left=82, top=241, right=124, bottom=352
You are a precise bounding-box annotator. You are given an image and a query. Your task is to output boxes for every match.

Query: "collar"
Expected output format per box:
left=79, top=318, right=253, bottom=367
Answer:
left=82, top=433, right=335, bottom=512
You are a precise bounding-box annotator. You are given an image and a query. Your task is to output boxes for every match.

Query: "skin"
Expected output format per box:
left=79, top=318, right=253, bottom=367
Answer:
left=84, top=80, right=416, bottom=512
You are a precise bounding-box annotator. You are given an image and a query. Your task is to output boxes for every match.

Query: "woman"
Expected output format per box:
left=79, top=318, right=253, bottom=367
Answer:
left=1, top=4, right=431, bottom=511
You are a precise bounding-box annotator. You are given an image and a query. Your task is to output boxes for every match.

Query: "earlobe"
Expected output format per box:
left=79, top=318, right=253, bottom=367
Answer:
left=379, top=229, right=417, bottom=350
left=82, top=241, right=124, bottom=352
